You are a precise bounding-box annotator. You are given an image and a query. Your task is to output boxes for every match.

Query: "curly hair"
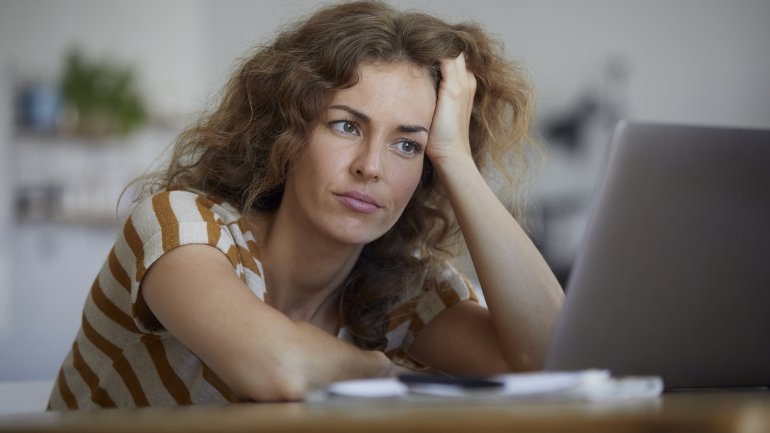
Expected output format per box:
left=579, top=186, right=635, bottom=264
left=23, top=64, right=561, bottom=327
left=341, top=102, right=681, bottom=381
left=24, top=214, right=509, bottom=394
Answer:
left=143, top=1, right=538, bottom=350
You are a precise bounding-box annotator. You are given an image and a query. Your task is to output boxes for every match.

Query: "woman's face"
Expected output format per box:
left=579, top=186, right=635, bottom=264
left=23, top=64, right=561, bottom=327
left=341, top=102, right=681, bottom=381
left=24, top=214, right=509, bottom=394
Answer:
left=281, top=61, right=436, bottom=247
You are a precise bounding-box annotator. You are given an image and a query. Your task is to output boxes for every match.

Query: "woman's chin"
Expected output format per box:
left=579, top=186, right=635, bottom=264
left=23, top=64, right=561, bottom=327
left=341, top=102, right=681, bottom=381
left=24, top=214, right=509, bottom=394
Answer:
left=326, top=222, right=391, bottom=247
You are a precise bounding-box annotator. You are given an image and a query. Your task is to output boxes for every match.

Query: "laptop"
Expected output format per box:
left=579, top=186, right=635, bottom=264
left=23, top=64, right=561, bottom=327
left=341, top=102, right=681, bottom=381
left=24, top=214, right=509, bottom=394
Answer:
left=544, top=121, right=770, bottom=390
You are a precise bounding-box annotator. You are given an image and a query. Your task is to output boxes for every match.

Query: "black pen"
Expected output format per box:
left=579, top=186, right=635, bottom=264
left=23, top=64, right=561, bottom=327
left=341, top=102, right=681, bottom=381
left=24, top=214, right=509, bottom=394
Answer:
left=398, top=374, right=505, bottom=389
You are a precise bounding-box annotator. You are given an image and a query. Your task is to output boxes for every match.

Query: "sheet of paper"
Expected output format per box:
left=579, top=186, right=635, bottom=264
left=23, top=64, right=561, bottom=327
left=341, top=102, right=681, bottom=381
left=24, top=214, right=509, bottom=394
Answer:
left=322, top=370, right=663, bottom=402
left=327, top=378, right=408, bottom=398
left=407, top=370, right=608, bottom=397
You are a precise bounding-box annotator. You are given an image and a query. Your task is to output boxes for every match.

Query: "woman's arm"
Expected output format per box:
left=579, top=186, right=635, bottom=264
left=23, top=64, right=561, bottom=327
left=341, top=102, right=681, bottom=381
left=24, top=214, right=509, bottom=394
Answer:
left=409, top=54, right=564, bottom=373
left=140, top=244, right=394, bottom=401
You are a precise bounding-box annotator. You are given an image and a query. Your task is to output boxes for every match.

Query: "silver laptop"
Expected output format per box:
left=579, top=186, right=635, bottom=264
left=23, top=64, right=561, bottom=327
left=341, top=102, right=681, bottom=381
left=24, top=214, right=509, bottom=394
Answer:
left=544, top=121, right=770, bottom=390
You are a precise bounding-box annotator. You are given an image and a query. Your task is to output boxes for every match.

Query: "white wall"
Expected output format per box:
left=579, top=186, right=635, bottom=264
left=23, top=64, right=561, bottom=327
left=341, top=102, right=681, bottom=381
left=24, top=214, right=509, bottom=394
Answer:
left=471, top=0, right=770, bottom=128
left=3, top=0, right=768, bottom=127
left=0, top=0, right=202, bottom=380
left=0, top=34, right=12, bottom=340
left=196, top=0, right=770, bottom=129
left=0, top=0, right=208, bottom=119
left=0, top=0, right=769, bottom=380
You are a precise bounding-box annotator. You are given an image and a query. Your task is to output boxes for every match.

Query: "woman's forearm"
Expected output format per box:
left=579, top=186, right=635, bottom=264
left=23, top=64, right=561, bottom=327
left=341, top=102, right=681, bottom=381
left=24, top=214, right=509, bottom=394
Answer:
left=434, top=155, right=564, bottom=370
left=142, top=244, right=394, bottom=401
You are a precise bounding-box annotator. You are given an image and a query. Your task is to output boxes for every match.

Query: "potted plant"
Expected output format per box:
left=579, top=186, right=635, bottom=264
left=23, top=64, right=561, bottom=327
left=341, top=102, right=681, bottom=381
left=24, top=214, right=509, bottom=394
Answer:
left=60, top=49, right=147, bottom=137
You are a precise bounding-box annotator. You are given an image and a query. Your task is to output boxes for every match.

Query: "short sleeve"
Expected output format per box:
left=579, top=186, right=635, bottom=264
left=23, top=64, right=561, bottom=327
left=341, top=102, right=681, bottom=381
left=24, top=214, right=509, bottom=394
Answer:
left=383, top=262, right=479, bottom=366
left=119, top=190, right=241, bottom=334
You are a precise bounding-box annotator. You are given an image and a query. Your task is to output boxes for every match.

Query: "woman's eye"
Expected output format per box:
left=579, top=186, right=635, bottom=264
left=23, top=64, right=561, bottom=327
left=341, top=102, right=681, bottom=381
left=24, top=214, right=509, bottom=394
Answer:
left=395, top=140, right=422, bottom=155
left=331, top=120, right=358, bottom=135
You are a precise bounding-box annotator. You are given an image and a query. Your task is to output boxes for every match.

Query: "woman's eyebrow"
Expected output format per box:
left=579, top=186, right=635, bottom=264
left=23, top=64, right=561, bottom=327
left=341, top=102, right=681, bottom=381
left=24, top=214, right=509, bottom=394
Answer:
left=397, top=124, right=428, bottom=134
left=329, top=104, right=428, bottom=134
left=330, top=104, right=371, bottom=123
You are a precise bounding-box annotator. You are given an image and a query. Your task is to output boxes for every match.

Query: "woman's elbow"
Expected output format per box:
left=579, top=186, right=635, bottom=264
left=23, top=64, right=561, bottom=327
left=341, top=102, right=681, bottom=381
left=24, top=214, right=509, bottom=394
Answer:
left=230, top=362, right=310, bottom=402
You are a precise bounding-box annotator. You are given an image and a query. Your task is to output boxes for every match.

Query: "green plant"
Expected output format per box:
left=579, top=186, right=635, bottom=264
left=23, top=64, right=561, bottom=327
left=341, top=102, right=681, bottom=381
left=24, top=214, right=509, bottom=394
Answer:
left=60, top=49, right=147, bottom=136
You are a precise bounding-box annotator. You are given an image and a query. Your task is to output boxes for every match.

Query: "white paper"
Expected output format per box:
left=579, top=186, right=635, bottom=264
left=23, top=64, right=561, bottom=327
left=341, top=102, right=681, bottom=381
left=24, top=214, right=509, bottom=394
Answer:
left=407, top=370, right=609, bottom=398
left=323, top=370, right=663, bottom=402
left=327, top=378, right=408, bottom=398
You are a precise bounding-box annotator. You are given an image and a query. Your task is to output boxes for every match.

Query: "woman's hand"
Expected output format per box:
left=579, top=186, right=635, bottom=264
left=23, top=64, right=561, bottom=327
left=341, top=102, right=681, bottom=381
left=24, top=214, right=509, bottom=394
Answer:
left=426, top=53, right=477, bottom=166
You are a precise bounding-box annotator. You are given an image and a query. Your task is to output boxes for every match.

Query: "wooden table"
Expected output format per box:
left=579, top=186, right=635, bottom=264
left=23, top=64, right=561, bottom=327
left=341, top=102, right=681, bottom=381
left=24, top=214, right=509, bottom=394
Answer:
left=1, top=390, right=768, bottom=433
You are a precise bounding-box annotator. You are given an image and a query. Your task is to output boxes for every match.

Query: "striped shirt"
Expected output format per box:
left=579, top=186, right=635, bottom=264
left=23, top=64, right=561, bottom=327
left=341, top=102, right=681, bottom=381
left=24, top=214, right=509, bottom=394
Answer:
left=48, top=190, right=476, bottom=410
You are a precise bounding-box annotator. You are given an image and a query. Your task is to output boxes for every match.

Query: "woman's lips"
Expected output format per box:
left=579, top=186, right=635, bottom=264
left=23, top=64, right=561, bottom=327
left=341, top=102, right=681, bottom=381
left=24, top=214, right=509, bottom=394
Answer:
left=334, top=192, right=381, bottom=214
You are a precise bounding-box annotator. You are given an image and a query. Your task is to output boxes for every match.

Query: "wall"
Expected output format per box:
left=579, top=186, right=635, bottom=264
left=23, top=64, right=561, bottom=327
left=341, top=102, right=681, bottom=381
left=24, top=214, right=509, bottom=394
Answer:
left=0, top=0, right=769, bottom=380
left=200, top=0, right=770, bottom=128
left=3, top=1, right=769, bottom=129
left=0, top=40, right=11, bottom=340
left=0, top=0, right=207, bottom=119
left=0, top=0, right=200, bottom=380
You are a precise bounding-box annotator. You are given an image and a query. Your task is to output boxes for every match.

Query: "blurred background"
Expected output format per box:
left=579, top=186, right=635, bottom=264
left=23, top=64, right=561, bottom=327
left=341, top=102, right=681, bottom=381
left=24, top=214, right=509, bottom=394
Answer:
left=1, top=0, right=769, bottom=382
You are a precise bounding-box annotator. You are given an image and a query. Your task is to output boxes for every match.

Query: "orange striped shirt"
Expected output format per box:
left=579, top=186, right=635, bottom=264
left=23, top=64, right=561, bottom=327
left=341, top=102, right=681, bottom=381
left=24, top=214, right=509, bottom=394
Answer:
left=48, top=190, right=476, bottom=410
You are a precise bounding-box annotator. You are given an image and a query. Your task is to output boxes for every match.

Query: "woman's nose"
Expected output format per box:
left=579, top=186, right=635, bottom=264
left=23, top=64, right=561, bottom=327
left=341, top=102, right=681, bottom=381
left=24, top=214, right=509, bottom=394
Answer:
left=350, top=141, right=382, bottom=181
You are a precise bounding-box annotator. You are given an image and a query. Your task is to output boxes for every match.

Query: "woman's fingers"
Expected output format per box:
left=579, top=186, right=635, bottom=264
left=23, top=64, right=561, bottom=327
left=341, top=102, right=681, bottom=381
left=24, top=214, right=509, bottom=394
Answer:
left=438, top=53, right=474, bottom=97
left=454, top=52, right=474, bottom=89
left=428, top=53, right=476, bottom=163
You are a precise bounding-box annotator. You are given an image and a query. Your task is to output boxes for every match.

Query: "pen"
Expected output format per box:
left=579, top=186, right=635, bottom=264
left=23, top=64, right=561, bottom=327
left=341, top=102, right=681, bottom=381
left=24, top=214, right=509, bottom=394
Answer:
left=397, top=374, right=505, bottom=389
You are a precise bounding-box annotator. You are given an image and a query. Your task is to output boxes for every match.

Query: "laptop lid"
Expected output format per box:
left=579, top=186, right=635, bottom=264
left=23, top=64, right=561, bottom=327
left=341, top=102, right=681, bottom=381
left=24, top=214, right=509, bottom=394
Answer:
left=544, top=121, right=770, bottom=389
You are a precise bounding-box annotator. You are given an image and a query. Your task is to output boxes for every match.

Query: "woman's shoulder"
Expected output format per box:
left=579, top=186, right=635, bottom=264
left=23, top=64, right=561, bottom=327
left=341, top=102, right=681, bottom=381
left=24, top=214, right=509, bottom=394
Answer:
left=129, top=188, right=243, bottom=226
left=119, top=188, right=261, bottom=280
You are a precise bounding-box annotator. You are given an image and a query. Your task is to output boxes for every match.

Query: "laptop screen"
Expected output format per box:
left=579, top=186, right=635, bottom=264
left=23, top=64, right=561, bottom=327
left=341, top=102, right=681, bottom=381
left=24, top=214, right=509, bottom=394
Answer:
left=545, top=121, right=770, bottom=390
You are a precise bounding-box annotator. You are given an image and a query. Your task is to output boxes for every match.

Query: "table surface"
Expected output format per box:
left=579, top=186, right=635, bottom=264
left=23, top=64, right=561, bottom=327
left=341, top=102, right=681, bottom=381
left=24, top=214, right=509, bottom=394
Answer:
left=1, top=390, right=768, bottom=433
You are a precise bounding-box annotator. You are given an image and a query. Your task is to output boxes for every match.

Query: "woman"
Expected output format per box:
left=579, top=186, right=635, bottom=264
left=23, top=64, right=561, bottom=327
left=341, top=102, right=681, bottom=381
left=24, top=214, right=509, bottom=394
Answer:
left=48, top=1, right=563, bottom=409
